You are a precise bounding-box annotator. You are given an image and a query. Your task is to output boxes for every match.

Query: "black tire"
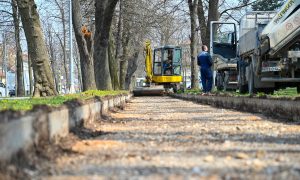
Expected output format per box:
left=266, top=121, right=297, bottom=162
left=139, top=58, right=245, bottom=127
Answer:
left=238, top=61, right=248, bottom=94
left=216, top=73, right=223, bottom=91
left=239, top=84, right=248, bottom=94
left=223, top=80, right=228, bottom=91
left=262, top=88, right=274, bottom=94
left=248, top=63, right=257, bottom=95
left=297, top=85, right=300, bottom=94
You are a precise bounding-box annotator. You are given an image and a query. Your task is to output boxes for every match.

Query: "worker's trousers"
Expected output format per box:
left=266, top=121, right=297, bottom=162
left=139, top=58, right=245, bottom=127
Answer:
left=200, top=67, right=213, bottom=93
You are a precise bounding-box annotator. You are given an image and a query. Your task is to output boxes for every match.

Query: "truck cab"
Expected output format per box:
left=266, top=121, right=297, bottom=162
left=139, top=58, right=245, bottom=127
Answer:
left=210, top=22, right=238, bottom=91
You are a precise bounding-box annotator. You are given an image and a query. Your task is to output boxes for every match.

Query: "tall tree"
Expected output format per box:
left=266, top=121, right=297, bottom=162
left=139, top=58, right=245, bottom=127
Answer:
left=53, top=0, right=70, bottom=92
left=17, top=0, right=57, bottom=96
left=197, top=0, right=220, bottom=48
left=45, top=22, right=60, bottom=93
left=72, top=0, right=96, bottom=91
left=188, top=0, right=199, bottom=89
left=11, top=0, right=25, bottom=96
left=94, top=0, right=119, bottom=90
left=108, top=30, right=120, bottom=90
left=119, top=0, right=131, bottom=90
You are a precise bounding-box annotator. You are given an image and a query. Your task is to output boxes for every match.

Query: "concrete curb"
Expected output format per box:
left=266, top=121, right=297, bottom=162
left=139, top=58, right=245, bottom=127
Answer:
left=0, top=93, right=131, bottom=162
left=170, top=94, right=300, bottom=121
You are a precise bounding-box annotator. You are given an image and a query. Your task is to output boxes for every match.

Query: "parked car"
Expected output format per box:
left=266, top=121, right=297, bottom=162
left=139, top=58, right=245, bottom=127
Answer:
left=9, top=89, right=16, bottom=97
left=0, top=82, right=6, bottom=97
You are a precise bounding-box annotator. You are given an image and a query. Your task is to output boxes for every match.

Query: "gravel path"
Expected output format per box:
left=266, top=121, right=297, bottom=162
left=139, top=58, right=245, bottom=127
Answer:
left=39, top=96, right=300, bottom=179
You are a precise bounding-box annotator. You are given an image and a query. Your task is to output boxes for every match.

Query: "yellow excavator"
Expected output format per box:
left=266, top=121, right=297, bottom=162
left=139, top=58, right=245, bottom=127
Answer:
left=133, top=41, right=183, bottom=96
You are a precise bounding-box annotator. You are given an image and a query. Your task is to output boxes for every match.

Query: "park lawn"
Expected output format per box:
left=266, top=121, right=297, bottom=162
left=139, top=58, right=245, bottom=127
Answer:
left=0, top=90, right=128, bottom=111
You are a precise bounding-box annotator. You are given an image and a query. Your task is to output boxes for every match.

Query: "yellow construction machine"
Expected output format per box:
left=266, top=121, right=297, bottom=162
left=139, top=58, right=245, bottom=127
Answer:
left=133, top=41, right=183, bottom=96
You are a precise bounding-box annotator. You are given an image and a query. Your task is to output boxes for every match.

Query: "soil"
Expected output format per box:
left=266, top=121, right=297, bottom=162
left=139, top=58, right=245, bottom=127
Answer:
left=2, top=96, right=300, bottom=179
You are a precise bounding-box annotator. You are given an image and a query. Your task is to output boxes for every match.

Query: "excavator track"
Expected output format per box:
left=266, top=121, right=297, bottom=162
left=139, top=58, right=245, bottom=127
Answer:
left=133, top=86, right=164, bottom=96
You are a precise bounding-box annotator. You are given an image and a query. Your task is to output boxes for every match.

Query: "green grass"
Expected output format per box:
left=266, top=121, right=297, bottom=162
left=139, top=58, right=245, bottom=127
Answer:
left=0, top=90, right=128, bottom=111
left=179, top=87, right=299, bottom=98
left=272, top=87, right=299, bottom=97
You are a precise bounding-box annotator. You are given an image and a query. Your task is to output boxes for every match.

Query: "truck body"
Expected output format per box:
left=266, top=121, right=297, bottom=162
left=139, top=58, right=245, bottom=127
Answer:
left=211, top=0, right=300, bottom=94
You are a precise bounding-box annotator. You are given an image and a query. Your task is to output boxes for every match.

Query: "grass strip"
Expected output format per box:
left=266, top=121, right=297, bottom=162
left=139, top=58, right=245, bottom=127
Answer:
left=0, top=90, right=128, bottom=111
left=179, top=87, right=299, bottom=98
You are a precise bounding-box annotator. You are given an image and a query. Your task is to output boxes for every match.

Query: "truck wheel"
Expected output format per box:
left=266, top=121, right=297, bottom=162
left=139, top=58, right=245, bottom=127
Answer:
left=0, top=92, right=2, bottom=97
left=248, top=63, right=257, bottom=95
left=216, top=72, right=223, bottom=91
left=223, top=79, right=230, bottom=91
left=262, top=88, right=274, bottom=94
left=238, top=64, right=247, bottom=93
left=239, top=84, right=248, bottom=94
left=297, top=85, right=300, bottom=94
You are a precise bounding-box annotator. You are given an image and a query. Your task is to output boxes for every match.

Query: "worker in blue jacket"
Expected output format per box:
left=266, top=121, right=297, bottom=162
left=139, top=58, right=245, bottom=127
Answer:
left=197, top=45, right=213, bottom=94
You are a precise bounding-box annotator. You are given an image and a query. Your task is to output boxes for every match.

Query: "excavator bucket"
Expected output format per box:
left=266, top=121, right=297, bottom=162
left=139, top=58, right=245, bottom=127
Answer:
left=133, top=85, right=164, bottom=96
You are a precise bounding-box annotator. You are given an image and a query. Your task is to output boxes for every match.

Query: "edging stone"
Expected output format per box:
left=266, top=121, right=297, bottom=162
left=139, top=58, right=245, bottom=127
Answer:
left=0, top=93, right=131, bottom=162
left=171, top=94, right=300, bottom=121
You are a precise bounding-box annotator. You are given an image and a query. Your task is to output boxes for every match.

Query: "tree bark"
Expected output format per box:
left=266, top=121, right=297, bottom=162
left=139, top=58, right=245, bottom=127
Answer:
left=28, top=53, right=33, bottom=95
left=12, top=0, right=25, bottom=96
left=17, top=0, right=57, bottom=97
left=197, top=0, right=208, bottom=46
left=119, top=0, right=131, bottom=90
left=115, top=0, right=123, bottom=61
left=72, top=0, right=96, bottom=91
left=125, top=50, right=139, bottom=90
left=205, top=0, right=219, bottom=49
left=45, top=23, right=60, bottom=93
left=120, top=31, right=129, bottom=90
left=197, top=0, right=220, bottom=48
left=108, top=30, right=120, bottom=90
left=94, top=0, right=119, bottom=90
left=188, top=0, right=199, bottom=89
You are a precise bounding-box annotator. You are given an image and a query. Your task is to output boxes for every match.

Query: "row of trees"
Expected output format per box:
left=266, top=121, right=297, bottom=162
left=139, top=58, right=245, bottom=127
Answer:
left=0, top=0, right=284, bottom=97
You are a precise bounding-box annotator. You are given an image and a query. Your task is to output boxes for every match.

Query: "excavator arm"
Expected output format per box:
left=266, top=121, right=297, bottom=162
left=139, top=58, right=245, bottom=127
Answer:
left=145, top=40, right=153, bottom=84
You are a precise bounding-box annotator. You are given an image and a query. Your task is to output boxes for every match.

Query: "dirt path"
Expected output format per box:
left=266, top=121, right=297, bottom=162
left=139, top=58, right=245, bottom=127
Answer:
left=37, top=96, right=300, bottom=179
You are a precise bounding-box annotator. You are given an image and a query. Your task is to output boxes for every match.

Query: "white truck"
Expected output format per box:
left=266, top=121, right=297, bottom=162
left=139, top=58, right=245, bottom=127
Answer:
left=211, top=0, right=300, bottom=94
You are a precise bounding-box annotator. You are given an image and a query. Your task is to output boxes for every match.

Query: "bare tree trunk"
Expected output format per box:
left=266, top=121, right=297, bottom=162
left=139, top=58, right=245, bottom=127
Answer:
left=120, top=32, right=129, bottom=89
left=119, top=0, right=131, bottom=90
left=72, top=0, right=96, bottom=91
left=125, top=50, right=139, bottom=90
left=94, top=0, right=119, bottom=90
left=28, top=53, right=33, bottom=96
left=54, top=0, right=70, bottom=92
left=12, top=0, right=25, bottom=96
left=197, top=0, right=207, bottom=46
left=73, top=40, right=82, bottom=92
left=197, top=0, right=219, bottom=48
left=108, top=30, right=120, bottom=90
left=45, top=23, right=60, bottom=93
left=17, top=0, right=57, bottom=97
left=205, top=0, right=219, bottom=48
left=115, top=0, right=123, bottom=61
left=188, top=0, right=199, bottom=89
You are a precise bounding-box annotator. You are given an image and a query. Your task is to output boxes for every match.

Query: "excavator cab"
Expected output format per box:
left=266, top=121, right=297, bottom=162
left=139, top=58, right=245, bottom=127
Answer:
left=152, top=46, right=182, bottom=83
left=133, top=43, right=183, bottom=96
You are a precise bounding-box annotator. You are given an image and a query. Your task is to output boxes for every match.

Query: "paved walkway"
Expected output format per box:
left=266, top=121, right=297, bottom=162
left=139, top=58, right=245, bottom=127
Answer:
left=38, top=96, right=300, bottom=179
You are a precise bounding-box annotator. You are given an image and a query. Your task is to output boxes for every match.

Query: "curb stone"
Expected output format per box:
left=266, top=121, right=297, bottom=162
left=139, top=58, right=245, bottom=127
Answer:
left=0, top=93, right=131, bottom=162
left=170, top=94, right=300, bottom=121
